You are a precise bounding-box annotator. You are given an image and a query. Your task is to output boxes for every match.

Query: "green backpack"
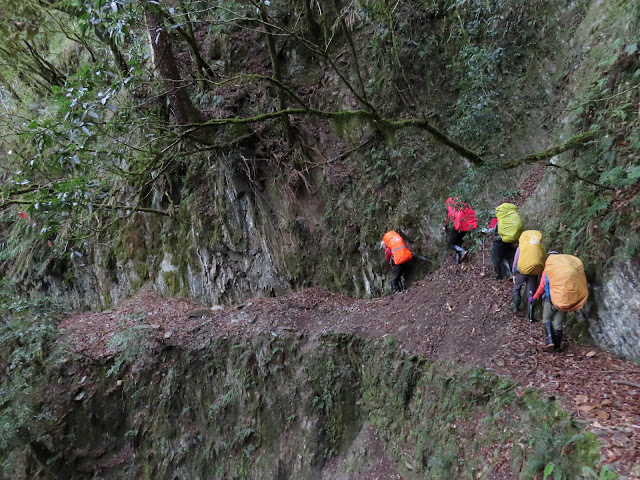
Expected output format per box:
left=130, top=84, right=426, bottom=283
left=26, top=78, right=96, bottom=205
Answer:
left=495, top=203, right=524, bottom=244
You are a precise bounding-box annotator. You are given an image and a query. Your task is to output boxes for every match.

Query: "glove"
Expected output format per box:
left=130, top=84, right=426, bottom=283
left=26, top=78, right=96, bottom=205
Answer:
left=528, top=296, right=534, bottom=304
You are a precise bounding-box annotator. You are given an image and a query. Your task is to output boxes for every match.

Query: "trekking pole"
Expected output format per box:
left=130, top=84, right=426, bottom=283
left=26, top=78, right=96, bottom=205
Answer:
left=527, top=290, right=534, bottom=355
left=481, top=237, right=486, bottom=276
left=414, top=254, right=436, bottom=264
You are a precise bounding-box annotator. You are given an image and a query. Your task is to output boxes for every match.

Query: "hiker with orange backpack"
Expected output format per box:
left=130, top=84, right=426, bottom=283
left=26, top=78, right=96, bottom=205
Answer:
left=512, top=230, right=546, bottom=315
left=530, top=252, right=589, bottom=350
left=485, top=203, right=524, bottom=280
left=381, top=230, right=412, bottom=293
left=444, top=197, right=478, bottom=264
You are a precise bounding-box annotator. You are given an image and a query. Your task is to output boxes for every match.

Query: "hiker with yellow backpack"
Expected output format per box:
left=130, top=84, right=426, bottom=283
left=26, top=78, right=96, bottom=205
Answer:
left=486, top=203, right=524, bottom=280
left=512, top=230, right=546, bottom=316
left=530, top=252, right=589, bottom=350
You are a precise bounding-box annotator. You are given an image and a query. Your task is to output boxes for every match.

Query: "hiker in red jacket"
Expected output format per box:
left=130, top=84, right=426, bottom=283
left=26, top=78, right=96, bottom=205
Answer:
left=444, top=197, right=478, bottom=264
left=381, top=231, right=412, bottom=293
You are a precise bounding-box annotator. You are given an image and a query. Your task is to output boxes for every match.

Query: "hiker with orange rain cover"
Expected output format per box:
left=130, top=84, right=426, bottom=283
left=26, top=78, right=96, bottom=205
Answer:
left=530, top=252, right=589, bottom=350
left=444, top=197, right=478, bottom=264
left=380, top=231, right=412, bottom=293
left=512, top=230, right=546, bottom=316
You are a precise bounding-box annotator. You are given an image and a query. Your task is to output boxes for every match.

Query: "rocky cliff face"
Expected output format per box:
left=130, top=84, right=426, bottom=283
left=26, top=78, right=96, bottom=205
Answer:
left=587, top=258, right=640, bottom=360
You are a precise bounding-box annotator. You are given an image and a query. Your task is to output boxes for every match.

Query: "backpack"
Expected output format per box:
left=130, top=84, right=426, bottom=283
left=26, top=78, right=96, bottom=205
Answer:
left=518, top=230, right=545, bottom=276
left=382, top=231, right=412, bottom=265
left=545, top=254, right=588, bottom=311
left=446, top=197, right=478, bottom=232
left=495, top=203, right=524, bottom=244
left=454, top=206, right=478, bottom=232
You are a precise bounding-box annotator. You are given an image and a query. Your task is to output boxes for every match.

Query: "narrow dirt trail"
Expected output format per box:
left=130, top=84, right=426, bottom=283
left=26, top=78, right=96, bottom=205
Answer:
left=61, top=244, right=640, bottom=477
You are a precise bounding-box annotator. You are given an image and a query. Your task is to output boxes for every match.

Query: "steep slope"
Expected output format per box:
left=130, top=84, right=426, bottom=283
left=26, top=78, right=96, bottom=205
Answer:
left=59, top=242, right=640, bottom=478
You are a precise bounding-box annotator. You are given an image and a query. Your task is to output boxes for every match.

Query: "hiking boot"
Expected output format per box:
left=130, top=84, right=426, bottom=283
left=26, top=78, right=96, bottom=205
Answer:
left=512, top=294, right=521, bottom=312
left=552, top=328, right=563, bottom=351
left=502, top=259, right=512, bottom=277
left=493, top=274, right=504, bottom=280
left=542, top=323, right=555, bottom=349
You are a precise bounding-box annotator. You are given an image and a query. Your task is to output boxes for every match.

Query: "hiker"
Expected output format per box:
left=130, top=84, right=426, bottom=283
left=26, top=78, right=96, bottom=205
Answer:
left=530, top=252, right=589, bottom=350
left=512, top=230, right=545, bottom=315
left=380, top=230, right=412, bottom=293
left=444, top=197, right=478, bottom=264
left=485, top=203, right=523, bottom=280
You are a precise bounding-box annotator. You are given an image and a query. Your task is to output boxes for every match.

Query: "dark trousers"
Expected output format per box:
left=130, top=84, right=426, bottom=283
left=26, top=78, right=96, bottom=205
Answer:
left=492, top=236, right=517, bottom=276
left=390, top=261, right=408, bottom=292
left=448, top=229, right=466, bottom=250
left=514, top=273, right=540, bottom=299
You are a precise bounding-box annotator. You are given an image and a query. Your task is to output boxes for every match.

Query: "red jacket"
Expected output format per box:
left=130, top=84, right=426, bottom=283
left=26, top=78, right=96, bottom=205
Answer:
left=445, top=197, right=478, bottom=232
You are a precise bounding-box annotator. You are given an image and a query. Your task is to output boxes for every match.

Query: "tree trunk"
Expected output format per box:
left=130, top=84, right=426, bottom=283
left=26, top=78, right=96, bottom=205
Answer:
left=144, top=1, right=204, bottom=126
left=260, top=9, right=296, bottom=146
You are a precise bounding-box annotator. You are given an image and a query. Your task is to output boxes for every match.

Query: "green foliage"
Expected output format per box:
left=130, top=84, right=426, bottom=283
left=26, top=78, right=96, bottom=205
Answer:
left=545, top=18, right=640, bottom=270
left=0, top=285, right=66, bottom=476
left=582, top=465, right=619, bottom=480
left=105, top=314, right=153, bottom=377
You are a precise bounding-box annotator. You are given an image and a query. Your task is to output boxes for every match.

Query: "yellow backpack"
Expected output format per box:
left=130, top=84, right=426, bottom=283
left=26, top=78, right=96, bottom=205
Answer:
left=495, top=203, right=524, bottom=244
left=545, top=254, right=589, bottom=311
left=518, top=230, right=545, bottom=276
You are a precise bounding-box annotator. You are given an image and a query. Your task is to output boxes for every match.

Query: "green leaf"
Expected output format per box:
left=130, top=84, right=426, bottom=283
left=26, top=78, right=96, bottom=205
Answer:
left=28, top=121, right=38, bottom=129
left=543, top=463, right=555, bottom=479
left=627, top=165, right=640, bottom=184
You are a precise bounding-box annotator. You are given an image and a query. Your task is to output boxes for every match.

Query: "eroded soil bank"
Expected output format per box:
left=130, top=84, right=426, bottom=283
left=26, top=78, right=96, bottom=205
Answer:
left=3, top=332, right=605, bottom=479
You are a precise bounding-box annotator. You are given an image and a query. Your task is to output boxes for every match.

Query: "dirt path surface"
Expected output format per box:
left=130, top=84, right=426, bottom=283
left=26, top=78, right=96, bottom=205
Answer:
left=60, top=243, right=640, bottom=478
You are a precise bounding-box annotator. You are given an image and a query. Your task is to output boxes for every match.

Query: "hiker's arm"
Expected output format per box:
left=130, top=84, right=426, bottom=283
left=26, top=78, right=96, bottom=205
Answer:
left=533, top=273, right=546, bottom=300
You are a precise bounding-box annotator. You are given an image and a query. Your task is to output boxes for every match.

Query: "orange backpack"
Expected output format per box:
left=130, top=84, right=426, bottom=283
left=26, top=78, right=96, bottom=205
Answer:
left=382, top=231, right=412, bottom=265
left=545, top=254, right=588, bottom=311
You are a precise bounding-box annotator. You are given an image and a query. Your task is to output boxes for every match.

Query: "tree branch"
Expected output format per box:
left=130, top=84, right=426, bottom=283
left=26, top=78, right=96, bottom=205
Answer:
left=496, top=130, right=598, bottom=169
left=0, top=198, right=173, bottom=217
left=545, top=162, right=615, bottom=191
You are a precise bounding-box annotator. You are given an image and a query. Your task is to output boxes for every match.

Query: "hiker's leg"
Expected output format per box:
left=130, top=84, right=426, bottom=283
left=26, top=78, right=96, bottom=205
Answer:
left=525, top=275, right=539, bottom=320
left=390, top=263, right=403, bottom=292
left=513, top=273, right=526, bottom=312
left=448, top=229, right=460, bottom=250
left=456, top=231, right=466, bottom=248
left=542, top=300, right=554, bottom=348
left=506, top=243, right=517, bottom=271
left=552, top=306, right=566, bottom=349
left=492, top=237, right=503, bottom=278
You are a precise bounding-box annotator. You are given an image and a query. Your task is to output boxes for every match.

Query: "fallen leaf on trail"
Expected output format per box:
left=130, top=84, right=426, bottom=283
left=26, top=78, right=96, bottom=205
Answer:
left=601, top=399, right=612, bottom=407
left=576, top=395, right=589, bottom=404
left=577, top=404, right=595, bottom=412
left=585, top=351, right=597, bottom=357
left=595, top=410, right=610, bottom=421
left=446, top=303, right=453, bottom=311
left=565, top=353, right=575, bottom=357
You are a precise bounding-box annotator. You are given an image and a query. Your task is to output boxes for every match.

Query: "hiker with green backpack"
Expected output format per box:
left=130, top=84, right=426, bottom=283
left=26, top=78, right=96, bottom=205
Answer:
left=485, top=203, right=524, bottom=280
